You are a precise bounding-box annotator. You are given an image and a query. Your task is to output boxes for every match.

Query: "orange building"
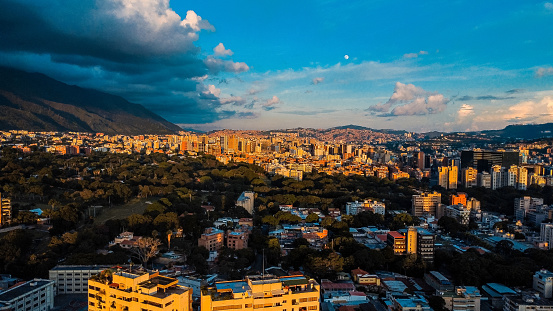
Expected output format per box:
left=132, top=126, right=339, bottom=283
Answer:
left=226, top=230, right=249, bottom=250
left=198, top=227, right=224, bottom=251
left=450, top=193, right=467, bottom=206
left=387, top=231, right=406, bottom=254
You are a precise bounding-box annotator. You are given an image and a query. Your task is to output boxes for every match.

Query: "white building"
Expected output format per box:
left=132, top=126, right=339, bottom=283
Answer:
left=236, top=191, right=255, bottom=215
left=49, top=265, right=111, bottom=295
left=541, top=223, right=553, bottom=250
left=534, top=269, right=553, bottom=298
left=445, top=204, right=471, bottom=225
left=0, top=279, right=54, bottom=311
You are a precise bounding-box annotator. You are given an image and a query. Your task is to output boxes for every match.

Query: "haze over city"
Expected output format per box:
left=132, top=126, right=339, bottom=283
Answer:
left=1, top=0, right=552, bottom=132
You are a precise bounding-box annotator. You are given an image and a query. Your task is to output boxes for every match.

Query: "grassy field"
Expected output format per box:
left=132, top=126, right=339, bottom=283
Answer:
left=92, top=197, right=156, bottom=224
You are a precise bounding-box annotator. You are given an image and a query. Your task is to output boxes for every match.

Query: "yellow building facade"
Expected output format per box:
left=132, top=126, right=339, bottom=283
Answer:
left=406, top=227, right=417, bottom=255
left=88, top=269, right=192, bottom=311
left=201, top=275, right=320, bottom=311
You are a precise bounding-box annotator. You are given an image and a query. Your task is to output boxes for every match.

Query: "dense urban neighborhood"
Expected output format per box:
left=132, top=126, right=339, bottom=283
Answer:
left=2, top=129, right=553, bottom=311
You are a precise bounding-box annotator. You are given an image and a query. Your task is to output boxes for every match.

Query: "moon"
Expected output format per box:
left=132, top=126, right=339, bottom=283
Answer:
left=344, top=55, right=349, bottom=60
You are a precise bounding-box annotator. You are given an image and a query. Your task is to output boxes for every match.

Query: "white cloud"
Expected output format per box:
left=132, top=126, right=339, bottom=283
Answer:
left=536, top=67, right=553, bottom=78
left=369, top=82, right=449, bottom=116
left=545, top=2, right=553, bottom=10
left=204, top=56, right=249, bottom=74
left=458, top=104, right=475, bottom=118
left=503, top=96, right=553, bottom=122
left=403, top=51, right=428, bottom=58
left=263, top=95, right=280, bottom=107
left=203, top=84, right=221, bottom=98
left=213, top=43, right=234, bottom=57
left=97, top=0, right=214, bottom=56
left=312, top=77, right=325, bottom=85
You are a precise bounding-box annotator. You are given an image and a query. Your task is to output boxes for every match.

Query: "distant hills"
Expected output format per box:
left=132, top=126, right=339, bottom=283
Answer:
left=479, top=123, right=553, bottom=140
left=0, top=66, right=181, bottom=135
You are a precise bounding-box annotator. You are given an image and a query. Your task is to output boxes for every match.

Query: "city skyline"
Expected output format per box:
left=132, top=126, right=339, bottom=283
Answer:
left=1, top=1, right=552, bottom=132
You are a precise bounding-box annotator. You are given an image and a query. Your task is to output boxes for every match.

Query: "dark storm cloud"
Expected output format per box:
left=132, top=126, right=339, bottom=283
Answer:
left=0, top=0, right=251, bottom=124
left=455, top=95, right=515, bottom=101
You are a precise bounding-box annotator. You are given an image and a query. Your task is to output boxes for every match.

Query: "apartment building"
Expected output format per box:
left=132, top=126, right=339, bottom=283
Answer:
left=201, top=274, right=320, bottom=311
left=387, top=231, right=406, bottom=254
left=198, top=227, right=224, bottom=251
left=440, top=286, right=481, bottom=311
left=412, top=192, right=441, bottom=217
left=87, top=268, right=192, bottom=311
left=534, top=269, right=553, bottom=298
left=0, top=279, right=54, bottom=311
left=49, top=265, right=110, bottom=295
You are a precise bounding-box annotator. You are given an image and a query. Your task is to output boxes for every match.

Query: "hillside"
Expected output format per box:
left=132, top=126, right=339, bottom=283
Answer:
left=0, top=66, right=182, bottom=135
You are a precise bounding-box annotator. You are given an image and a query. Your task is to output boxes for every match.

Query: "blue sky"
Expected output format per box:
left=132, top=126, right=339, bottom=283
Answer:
left=1, top=0, right=552, bottom=132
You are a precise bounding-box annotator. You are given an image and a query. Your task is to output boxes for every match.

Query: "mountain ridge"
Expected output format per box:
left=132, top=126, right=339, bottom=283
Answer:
left=0, top=66, right=182, bottom=135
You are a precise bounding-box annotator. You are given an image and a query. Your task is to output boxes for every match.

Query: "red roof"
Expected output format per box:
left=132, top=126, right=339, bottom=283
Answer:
left=388, top=231, right=404, bottom=239
left=351, top=268, right=369, bottom=275
left=376, top=234, right=388, bottom=242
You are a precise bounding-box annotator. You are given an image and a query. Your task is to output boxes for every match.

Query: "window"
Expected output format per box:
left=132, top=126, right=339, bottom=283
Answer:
left=308, top=306, right=317, bottom=310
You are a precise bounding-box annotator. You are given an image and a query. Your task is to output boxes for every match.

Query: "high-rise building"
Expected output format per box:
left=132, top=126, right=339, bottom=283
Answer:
left=461, top=150, right=520, bottom=173
left=412, top=192, right=441, bottom=217
left=417, top=228, right=435, bottom=265
left=517, top=167, right=528, bottom=190
left=201, top=275, right=320, bottom=311
left=88, top=268, right=192, bottom=311
left=541, top=223, right=553, bottom=250
left=406, top=227, right=417, bottom=255
left=491, top=165, right=503, bottom=190
left=462, top=167, right=478, bottom=187
left=477, top=172, right=491, bottom=188
left=438, top=166, right=449, bottom=189
left=449, top=165, right=458, bottom=189
left=0, top=193, right=11, bottom=226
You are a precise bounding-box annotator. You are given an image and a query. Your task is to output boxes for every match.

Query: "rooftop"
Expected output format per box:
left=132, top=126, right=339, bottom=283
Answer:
left=215, top=281, right=249, bottom=294
left=50, top=265, right=111, bottom=271
left=0, top=279, right=53, bottom=302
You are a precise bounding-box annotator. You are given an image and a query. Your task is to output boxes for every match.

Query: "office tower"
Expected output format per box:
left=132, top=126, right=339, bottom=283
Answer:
left=88, top=268, right=192, bottom=311
left=517, top=166, right=528, bottom=190
left=462, top=167, right=478, bottom=188
left=438, top=166, right=449, bottom=188
left=412, top=192, right=441, bottom=217
left=477, top=171, right=491, bottom=188
left=461, top=150, right=520, bottom=173
left=201, top=275, right=320, bottom=311
left=448, top=165, right=458, bottom=189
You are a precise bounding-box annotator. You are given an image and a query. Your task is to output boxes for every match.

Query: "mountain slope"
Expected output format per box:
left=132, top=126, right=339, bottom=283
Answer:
left=0, top=66, right=182, bottom=135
